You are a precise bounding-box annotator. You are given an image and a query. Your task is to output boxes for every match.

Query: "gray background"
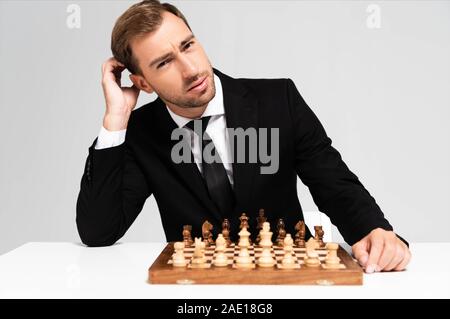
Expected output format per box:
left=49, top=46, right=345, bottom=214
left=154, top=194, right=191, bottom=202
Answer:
left=0, top=0, right=449, bottom=255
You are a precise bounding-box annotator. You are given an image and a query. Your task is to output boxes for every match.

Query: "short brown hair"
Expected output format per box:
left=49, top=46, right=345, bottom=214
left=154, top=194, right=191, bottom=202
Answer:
left=111, top=0, right=191, bottom=74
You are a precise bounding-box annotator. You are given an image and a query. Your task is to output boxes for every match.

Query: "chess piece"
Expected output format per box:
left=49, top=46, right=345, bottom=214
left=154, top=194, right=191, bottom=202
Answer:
left=202, top=220, right=214, bottom=246
left=172, top=242, right=187, bottom=267
left=239, top=213, right=251, bottom=244
left=257, top=222, right=275, bottom=267
left=281, top=234, right=297, bottom=269
left=235, top=226, right=254, bottom=268
left=314, top=225, right=325, bottom=248
left=190, top=237, right=207, bottom=268
left=256, top=209, right=267, bottom=244
left=306, top=236, right=320, bottom=249
left=182, top=225, right=193, bottom=247
left=221, top=219, right=232, bottom=247
left=304, top=237, right=320, bottom=267
left=276, top=218, right=286, bottom=246
left=239, top=213, right=250, bottom=229
left=323, top=242, right=341, bottom=269
left=294, top=220, right=306, bottom=248
left=213, top=234, right=229, bottom=267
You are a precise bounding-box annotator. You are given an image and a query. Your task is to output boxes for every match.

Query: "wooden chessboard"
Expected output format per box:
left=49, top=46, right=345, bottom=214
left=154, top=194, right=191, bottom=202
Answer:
left=148, top=242, right=363, bottom=285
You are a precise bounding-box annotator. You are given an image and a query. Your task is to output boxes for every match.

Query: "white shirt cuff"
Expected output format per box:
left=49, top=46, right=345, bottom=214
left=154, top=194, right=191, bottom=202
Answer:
left=94, top=126, right=127, bottom=150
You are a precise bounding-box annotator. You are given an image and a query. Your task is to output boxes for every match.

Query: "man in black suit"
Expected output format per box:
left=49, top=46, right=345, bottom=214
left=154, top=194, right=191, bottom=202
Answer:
left=76, top=0, right=411, bottom=273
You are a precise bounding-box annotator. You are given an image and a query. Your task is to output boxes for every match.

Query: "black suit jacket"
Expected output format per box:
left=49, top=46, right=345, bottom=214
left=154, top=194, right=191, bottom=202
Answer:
left=76, top=68, right=397, bottom=246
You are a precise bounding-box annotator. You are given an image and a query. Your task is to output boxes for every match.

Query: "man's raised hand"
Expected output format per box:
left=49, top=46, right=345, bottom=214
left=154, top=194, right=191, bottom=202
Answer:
left=101, top=57, right=140, bottom=131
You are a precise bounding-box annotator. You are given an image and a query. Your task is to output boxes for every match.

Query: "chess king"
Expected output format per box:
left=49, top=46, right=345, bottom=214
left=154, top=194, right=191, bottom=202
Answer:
left=76, top=0, right=411, bottom=273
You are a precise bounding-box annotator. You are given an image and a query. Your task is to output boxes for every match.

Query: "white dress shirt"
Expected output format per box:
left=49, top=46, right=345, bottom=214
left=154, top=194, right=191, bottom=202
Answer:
left=95, top=74, right=234, bottom=186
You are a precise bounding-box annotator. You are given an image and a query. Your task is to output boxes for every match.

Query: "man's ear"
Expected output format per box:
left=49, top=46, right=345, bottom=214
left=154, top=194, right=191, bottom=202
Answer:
left=130, top=74, right=154, bottom=94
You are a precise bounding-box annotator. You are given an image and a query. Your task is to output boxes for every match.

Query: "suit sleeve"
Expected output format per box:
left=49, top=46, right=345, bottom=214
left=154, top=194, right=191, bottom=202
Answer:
left=76, top=137, right=152, bottom=247
left=286, top=79, right=405, bottom=246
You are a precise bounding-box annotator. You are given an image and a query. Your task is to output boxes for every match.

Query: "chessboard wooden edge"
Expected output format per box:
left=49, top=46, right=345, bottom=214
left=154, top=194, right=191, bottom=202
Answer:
left=147, top=242, right=363, bottom=285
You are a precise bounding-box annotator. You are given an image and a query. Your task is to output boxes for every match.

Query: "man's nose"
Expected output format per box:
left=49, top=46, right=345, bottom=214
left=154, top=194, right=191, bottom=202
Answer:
left=179, top=54, right=198, bottom=79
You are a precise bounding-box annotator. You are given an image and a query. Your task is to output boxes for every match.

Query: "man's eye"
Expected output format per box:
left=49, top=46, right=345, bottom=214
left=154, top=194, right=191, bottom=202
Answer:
left=184, top=41, right=194, bottom=50
left=158, top=59, right=171, bottom=68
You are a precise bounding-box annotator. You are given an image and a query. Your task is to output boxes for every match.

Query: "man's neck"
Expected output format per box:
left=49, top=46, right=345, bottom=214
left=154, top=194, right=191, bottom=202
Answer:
left=165, top=101, right=208, bottom=119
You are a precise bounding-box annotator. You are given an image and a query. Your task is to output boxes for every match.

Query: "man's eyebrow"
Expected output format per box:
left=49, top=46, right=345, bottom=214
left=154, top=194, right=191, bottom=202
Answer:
left=148, top=34, right=196, bottom=68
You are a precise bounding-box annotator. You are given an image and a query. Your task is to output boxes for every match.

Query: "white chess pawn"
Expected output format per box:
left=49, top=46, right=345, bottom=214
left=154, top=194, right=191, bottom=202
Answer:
left=191, top=237, right=206, bottom=266
left=257, top=222, right=275, bottom=267
left=306, top=237, right=320, bottom=249
left=213, top=234, right=229, bottom=267
left=238, top=226, right=251, bottom=247
left=305, top=237, right=320, bottom=267
left=236, top=227, right=253, bottom=268
left=281, top=234, right=297, bottom=268
left=259, top=222, right=273, bottom=247
left=172, top=241, right=187, bottom=267
left=324, top=242, right=341, bottom=269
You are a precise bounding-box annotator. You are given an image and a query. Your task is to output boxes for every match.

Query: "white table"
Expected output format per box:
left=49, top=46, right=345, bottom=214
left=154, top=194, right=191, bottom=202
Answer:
left=0, top=242, right=448, bottom=299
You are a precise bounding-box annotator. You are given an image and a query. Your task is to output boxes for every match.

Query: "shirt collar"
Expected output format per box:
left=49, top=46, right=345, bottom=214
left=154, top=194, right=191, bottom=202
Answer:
left=165, top=73, right=224, bottom=128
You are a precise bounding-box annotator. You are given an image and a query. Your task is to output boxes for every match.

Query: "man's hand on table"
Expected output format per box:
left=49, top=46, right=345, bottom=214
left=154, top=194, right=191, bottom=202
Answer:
left=352, top=228, right=411, bottom=273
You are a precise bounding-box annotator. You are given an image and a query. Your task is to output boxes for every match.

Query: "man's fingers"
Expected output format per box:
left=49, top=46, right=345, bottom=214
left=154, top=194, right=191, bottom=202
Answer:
left=383, top=242, right=405, bottom=271
left=366, top=239, right=383, bottom=273
left=354, top=229, right=412, bottom=273
left=377, top=238, right=397, bottom=271
left=394, top=246, right=411, bottom=271
left=102, top=58, right=126, bottom=84
left=102, top=57, right=118, bottom=74
left=352, top=244, right=369, bottom=267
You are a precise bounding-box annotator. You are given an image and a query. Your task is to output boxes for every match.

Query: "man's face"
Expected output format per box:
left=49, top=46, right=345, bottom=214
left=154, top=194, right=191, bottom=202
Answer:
left=131, top=11, right=215, bottom=108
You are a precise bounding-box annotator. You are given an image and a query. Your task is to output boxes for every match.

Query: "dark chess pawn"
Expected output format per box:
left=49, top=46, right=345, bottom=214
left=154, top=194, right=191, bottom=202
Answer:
left=221, top=219, right=232, bottom=247
left=202, top=220, right=214, bottom=246
left=276, top=218, right=286, bottom=246
left=314, top=225, right=325, bottom=248
left=256, top=209, right=267, bottom=244
left=182, top=225, right=193, bottom=247
left=294, top=220, right=306, bottom=248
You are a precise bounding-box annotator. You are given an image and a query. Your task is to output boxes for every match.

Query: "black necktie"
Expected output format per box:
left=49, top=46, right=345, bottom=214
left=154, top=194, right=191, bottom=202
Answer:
left=185, top=116, right=235, bottom=218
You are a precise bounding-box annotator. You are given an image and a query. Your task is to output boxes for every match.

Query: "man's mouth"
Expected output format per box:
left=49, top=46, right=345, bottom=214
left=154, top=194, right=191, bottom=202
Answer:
left=188, top=76, right=208, bottom=92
